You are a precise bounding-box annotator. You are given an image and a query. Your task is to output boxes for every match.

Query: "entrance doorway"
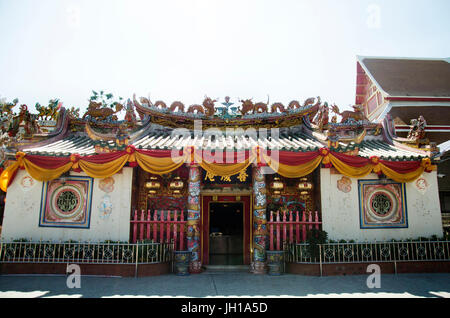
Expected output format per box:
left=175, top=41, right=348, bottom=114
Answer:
left=209, top=202, right=243, bottom=265
left=201, top=195, right=251, bottom=265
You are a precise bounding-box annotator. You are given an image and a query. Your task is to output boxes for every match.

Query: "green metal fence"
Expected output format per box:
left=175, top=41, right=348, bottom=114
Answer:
left=285, top=240, right=450, bottom=264
left=0, top=240, right=174, bottom=265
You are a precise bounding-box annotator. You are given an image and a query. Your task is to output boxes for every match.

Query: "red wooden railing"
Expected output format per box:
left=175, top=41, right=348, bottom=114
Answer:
left=130, top=210, right=187, bottom=251
left=268, top=210, right=322, bottom=251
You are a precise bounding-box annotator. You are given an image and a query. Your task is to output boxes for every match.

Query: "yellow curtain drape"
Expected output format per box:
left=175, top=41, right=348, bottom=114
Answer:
left=196, top=152, right=256, bottom=177
left=379, top=163, right=425, bottom=183
left=328, top=153, right=374, bottom=179
left=0, top=149, right=437, bottom=192
left=0, top=161, right=20, bottom=192
left=78, top=155, right=130, bottom=179
left=22, top=158, right=73, bottom=182
left=135, top=151, right=187, bottom=175
left=262, top=152, right=323, bottom=178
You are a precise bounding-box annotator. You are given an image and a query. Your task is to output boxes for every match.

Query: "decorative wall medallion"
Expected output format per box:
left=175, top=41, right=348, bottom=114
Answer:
left=98, top=194, right=113, bottom=219
left=414, top=177, right=429, bottom=195
left=20, top=175, right=35, bottom=191
left=39, top=176, right=93, bottom=228
left=99, top=176, right=115, bottom=193
left=337, top=176, right=351, bottom=193
left=358, top=180, right=407, bottom=229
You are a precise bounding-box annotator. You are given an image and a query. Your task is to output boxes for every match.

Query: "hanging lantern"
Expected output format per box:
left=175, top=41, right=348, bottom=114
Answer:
left=270, top=176, right=284, bottom=195
left=169, top=176, right=184, bottom=195
left=145, top=176, right=161, bottom=195
left=297, top=177, right=313, bottom=194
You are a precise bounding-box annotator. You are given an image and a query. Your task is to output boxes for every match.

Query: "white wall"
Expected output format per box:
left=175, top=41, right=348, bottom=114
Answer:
left=1, top=168, right=133, bottom=242
left=320, top=168, right=443, bottom=241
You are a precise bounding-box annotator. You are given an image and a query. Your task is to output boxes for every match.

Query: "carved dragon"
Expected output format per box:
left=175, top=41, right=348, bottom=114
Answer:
left=240, top=97, right=269, bottom=115
left=270, top=103, right=285, bottom=113
left=169, top=101, right=185, bottom=113
left=35, top=99, right=62, bottom=120
left=82, top=101, right=124, bottom=121
left=187, top=104, right=205, bottom=114
left=201, top=96, right=217, bottom=117
left=331, top=104, right=368, bottom=123
left=136, top=95, right=216, bottom=117
left=288, top=97, right=316, bottom=110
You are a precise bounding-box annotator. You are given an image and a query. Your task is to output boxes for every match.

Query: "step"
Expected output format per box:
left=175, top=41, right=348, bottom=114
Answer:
left=203, top=265, right=250, bottom=272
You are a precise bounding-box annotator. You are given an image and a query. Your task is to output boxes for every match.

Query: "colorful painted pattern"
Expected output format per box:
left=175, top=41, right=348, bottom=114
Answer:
left=337, top=176, right=352, bottom=193
left=358, top=180, right=408, bottom=229
left=187, top=165, right=201, bottom=269
left=253, top=166, right=267, bottom=262
left=98, top=176, right=115, bottom=193
left=98, top=194, right=113, bottom=219
left=147, top=196, right=187, bottom=211
left=39, top=176, right=93, bottom=228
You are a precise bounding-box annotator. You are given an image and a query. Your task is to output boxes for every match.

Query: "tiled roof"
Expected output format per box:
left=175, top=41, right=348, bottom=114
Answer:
left=23, top=134, right=97, bottom=156
left=22, top=129, right=424, bottom=161
left=358, top=57, right=450, bottom=97
left=332, top=140, right=425, bottom=161
left=132, top=131, right=324, bottom=152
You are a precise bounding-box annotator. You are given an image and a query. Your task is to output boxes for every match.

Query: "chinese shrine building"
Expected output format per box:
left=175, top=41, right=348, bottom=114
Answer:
left=0, top=81, right=445, bottom=274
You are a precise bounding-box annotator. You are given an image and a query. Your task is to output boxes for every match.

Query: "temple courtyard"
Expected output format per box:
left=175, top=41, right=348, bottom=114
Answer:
left=0, top=272, right=449, bottom=298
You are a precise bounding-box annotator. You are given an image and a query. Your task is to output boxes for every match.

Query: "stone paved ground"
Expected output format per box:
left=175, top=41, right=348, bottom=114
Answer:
left=0, top=272, right=449, bottom=298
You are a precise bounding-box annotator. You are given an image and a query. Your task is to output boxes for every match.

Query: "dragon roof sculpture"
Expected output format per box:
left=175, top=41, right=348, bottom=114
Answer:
left=132, top=95, right=323, bottom=130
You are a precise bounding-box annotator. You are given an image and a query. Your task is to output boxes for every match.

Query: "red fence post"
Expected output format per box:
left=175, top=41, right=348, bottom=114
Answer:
left=315, top=211, right=320, bottom=231
left=139, top=210, right=145, bottom=242
left=153, top=210, right=158, bottom=242
left=179, top=210, right=185, bottom=251
left=276, top=211, right=281, bottom=251
left=146, top=210, right=151, bottom=240
left=173, top=211, right=178, bottom=251
left=166, top=211, right=171, bottom=243
left=269, top=211, right=274, bottom=251
left=132, top=210, right=138, bottom=243
left=282, top=210, right=287, bottom=246
left=159, top=210, right=165, bottom=243
left=289, top=211, right=293, bottom=243
left=308, top=211, right=313, bottom=232
left=295, top=211, right=300, bottom=243
left=302, top=211, right=307, bottom=242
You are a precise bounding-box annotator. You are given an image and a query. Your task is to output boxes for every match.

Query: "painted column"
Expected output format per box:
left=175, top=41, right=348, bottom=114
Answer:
left=252, top=164, right=268, bottom=274
left=187, top=164, right=202, bottom=273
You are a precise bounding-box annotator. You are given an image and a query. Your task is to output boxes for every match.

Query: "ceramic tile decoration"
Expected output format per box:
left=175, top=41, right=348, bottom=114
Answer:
left=358, top=180, right=408, bottom=229
left=39, top=176, right=93, bottom=228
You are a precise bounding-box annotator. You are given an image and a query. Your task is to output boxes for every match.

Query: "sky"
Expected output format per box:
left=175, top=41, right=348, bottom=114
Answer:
left=0, top=0, right=449, bottom=114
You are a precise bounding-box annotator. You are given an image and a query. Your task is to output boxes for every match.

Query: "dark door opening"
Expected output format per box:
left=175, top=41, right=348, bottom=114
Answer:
left=209, top=202, right=243, bottom=265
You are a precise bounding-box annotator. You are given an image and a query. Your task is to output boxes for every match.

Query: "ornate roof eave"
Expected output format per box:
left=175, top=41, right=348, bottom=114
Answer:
left=12, top=108, right=152, bottom=157
left=15, top=107, right=71, bottom=152
left=132, top=96, right=321, bottom=130
left=382, top=114, right=432, bottom=159
left=302, top=115, right=376, bottom=146
left=301, top=116, right=328, bottom=144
